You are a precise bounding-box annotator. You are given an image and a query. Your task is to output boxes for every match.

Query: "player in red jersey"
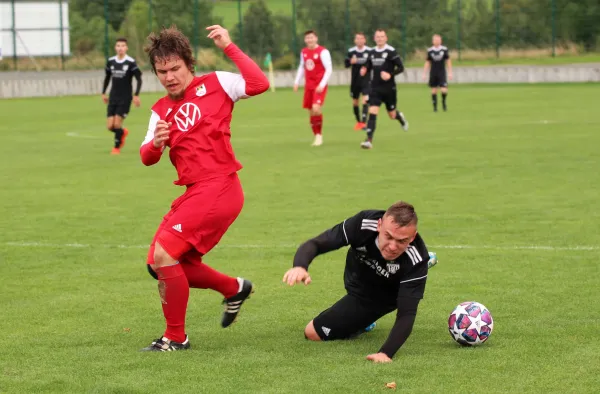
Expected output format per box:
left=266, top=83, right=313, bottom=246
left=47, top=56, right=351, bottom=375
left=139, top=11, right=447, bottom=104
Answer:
left=293, top=30, right=333, bottom=147
left=139, top=25, right=269, bottom=352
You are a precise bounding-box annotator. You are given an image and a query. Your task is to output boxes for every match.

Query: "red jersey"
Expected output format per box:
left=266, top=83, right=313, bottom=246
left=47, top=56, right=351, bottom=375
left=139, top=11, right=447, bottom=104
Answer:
left=142, top=73, right=247, bottom=186
left=297, top=45, right=332, bottom=90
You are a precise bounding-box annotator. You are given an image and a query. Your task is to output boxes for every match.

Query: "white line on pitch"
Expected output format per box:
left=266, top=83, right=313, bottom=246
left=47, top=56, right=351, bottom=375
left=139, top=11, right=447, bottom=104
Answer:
left=3, top=241, right=598, bottom=252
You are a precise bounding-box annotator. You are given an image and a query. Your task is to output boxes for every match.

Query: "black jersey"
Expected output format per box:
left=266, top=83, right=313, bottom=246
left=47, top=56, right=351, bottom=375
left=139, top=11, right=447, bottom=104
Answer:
left=344, top=46, right=371, bottom=86
left=364, top=45, right=404, bottom=91
left=427, top=45, right=449, bottom=75
left=294, top=210, right=429, bottom=306
left=103, top=55, right=142, bottom=104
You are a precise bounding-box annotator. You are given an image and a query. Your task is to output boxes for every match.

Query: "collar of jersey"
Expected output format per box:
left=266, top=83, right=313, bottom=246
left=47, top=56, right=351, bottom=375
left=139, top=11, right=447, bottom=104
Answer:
left=374, top=44, right=392, bottom=52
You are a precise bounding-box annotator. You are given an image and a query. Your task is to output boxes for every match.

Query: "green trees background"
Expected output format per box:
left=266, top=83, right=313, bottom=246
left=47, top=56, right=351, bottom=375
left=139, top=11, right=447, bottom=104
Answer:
left=68, top=0, right=600, bottom=68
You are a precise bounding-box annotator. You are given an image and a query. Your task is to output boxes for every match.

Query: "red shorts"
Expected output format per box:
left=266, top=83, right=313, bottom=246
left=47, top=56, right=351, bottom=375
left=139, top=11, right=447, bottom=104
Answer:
left=303, top=86, right=328, bottom=109
left=146, top=173, right=244, bottom=264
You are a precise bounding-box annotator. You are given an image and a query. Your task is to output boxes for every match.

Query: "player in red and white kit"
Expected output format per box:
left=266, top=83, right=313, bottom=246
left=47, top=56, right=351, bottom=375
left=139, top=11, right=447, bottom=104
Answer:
left=293, top=30, right=333, bottom=147
left=139, top=25, right=269, bottom=351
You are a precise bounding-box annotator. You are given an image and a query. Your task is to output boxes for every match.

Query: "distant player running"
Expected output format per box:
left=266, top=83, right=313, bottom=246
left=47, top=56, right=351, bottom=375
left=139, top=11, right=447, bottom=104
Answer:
left=283, top=201, right=438, bottom=363
left=102, top=38, right=142, bottom=155
left=293, top=30, right=333, bottom=147
left=422, top=34, right=453, bottom=112
left=140, top=25, right=269, bottom=351
left=360, top=29, right=408, bottom=150
left=344, top=33, right=371, bottom=130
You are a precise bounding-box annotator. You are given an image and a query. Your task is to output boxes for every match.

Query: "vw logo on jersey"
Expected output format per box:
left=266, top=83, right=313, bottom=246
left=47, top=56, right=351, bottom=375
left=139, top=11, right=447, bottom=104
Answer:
left=305, top=59, right=315, bottom=71
left=174, top=103, right=201, bottom=132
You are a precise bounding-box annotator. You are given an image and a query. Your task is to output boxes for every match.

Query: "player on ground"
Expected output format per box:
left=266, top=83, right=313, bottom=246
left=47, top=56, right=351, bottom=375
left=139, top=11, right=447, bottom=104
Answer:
left=102, top=38, right=142, bottom=155
left=360, top=29, right=408, bottom=150
left=283, top=201, right=438, bottom=363
left=139, top=25, right=269, bottom=351
left=344, top=33, right=371, bottom=130
left=422, top=34, right=453, bottom=112
left=293, top=30, right=333, bottom=147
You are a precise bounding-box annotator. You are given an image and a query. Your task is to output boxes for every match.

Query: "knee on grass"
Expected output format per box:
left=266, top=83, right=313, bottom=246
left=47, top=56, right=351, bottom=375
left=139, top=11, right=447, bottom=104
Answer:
left=304, top=320, right=321, bottom=341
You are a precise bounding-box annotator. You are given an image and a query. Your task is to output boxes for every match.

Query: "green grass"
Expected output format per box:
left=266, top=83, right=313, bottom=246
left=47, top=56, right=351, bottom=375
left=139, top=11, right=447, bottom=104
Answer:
left=404, top=53, right=600, bottom=68
left=1, top=83, right=600, bottom=393
left=213, top=0, right=292, bottom=29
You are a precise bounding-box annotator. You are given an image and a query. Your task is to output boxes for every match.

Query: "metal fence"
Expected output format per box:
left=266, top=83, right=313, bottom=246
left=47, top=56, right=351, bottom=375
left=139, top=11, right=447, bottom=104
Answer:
left=1, top=0, right=598, bottom=71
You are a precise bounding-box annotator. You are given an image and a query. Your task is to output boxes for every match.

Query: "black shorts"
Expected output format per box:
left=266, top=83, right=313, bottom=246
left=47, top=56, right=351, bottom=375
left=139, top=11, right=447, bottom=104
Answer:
left=107, top=101, right=132, bottom=118
left=428, top=73, right=448, bottom=88
left=369, top=88, right=397, bottom=112
left=313, top=294, right=395, bottom=341
left=350, top=81, right=370, bottom=100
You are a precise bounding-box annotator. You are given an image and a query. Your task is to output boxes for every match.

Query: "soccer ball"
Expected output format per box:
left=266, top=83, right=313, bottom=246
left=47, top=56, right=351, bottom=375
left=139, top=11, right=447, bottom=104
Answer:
left=448, top=301, right=493, bottom=346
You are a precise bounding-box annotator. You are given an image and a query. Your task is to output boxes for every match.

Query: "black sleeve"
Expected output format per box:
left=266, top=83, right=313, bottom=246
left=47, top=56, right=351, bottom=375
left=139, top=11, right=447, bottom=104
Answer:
left=132, top=63, right=142, bottom=96
left=102, top=61, right=111, bottom=94
left=390, top=50, right=404, bottom=75
left=426, top=51, right=432, bottom=61
left=378, top=296, right=420, bottom=358
left=363, top=50, right=372, bottom=73
left=398, top=237, right=429, bottom=299
left=344, top=50, right=352, bottom=68
left=292, top=212, right=365, bottom=270
left=444, top=48, right=450, bottom=60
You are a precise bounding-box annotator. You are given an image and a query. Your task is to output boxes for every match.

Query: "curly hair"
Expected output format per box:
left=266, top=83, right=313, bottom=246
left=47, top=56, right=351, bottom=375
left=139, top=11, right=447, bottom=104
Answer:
left=144, top=26, right=196, bottom=74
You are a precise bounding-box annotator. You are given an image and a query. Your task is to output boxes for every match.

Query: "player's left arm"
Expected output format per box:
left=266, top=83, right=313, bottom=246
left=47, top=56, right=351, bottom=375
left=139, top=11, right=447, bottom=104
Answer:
left=132, top=61, right=142, bottom=107
left=102, top=61, right=111, bottom=103
left=207, top=25, right=269, bottom=100
left=316, top=49, right=333, bottom=93
left=391, top=50, right=405, bottom=75
left=445, top=49, right=453, bottom=80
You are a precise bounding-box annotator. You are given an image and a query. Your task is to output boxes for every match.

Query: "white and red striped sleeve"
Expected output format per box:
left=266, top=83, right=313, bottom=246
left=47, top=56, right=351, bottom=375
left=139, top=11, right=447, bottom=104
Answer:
left=139, top=110, right=163, bottom=166
left=220, top=43, right=269, bottom=99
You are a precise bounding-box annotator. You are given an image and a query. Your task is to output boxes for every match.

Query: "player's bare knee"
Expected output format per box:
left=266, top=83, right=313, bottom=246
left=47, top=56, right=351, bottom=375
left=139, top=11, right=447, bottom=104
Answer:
left=441, top=88, right=448, bottom=94
left=304, top=320, right=321, bottom=341
left=352, top=99, right=359, bottom=106
left=311, top=106, right=322, bottom=116
left=362, top=96, right=369, bottom=105
left=153, top=242, right=177, bottom=268
left=106, top=118, right=114, bottom=130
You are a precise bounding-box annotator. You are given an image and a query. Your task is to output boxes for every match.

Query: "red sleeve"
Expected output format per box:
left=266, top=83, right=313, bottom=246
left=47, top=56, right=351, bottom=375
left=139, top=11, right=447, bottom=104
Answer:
left=140, top=142, right=163, bottom=166
left=223, top=43, right=269, bottom=96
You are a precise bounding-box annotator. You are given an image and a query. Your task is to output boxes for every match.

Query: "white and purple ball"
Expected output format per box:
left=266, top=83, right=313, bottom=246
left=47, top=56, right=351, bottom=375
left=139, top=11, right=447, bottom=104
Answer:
left=448, top=301, right=493, bottom=346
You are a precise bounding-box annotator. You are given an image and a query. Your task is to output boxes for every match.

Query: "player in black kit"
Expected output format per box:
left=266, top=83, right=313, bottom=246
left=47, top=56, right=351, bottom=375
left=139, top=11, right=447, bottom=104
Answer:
left=282, top=201, right=438, bottom=363
left=102, top=38, right=142, bottom=155
left=359, top=29, right=408, bottom=150
left=344, top=33, right=371, bottom=130
left=422, top=34, right=453, bottom=112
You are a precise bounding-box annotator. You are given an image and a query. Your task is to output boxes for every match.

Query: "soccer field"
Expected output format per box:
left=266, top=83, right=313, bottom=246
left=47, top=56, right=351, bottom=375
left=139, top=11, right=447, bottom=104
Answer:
left=1, top=84, right=599, bottom=393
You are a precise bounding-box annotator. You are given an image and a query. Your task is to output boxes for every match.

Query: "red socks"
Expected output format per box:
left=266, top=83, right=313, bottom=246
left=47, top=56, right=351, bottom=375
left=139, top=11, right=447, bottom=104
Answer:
left=310, top=115, right=323, bottom=135
left=181, top=258, right=239, bottom=299
left=155, top=264, right=189, bottom=343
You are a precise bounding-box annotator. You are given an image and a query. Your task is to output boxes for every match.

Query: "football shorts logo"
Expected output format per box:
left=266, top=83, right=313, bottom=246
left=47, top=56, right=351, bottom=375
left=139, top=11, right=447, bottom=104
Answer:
left=174, top=103, right=201, bottom=132
left=196, top=84, right=207, bottom=97
left=305, top=59, right=315, bottom=71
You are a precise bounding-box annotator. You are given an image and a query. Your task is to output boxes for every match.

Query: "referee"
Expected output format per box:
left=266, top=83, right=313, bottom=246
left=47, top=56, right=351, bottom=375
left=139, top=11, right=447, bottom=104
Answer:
left=282, top=201, right=437, bottom=363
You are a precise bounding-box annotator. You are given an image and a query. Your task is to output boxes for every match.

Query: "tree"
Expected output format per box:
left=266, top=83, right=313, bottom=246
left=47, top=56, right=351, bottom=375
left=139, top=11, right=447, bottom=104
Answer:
left=70, top=0, right=133, bottom=31
left=233, top=0, right=276, bottom=58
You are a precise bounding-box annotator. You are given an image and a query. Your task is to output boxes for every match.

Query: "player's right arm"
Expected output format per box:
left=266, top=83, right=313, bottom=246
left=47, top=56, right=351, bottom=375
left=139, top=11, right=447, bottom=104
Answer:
left=102, top=60, right=111, bottom=103
left=283, top=212, right=364, bottom=286
left=293, top=54, right=305, bottom=92
left=344, top=49, right=353, bottom=68
left=140, top=111, right=170, bottom=166
left=423, top=52, right=432, bottom=80
left=360, top=49, right=372, bottom=77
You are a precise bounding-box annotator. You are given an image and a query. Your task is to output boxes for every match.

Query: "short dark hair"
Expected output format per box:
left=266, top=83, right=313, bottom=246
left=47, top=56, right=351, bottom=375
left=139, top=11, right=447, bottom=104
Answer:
left=355, top=32, right=366, bottom=38
left=384, top=201, right=418, bottom=227
left=116, top=37, right=128, bottom=44
left=304, top=30, right=317, bottom=36
left=375, top=28, right=386, bottom=34
left=144, top=26, right=196, bottom=74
